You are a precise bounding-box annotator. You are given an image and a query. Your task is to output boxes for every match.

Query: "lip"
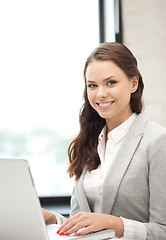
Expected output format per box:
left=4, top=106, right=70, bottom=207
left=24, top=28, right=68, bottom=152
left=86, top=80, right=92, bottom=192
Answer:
left=96, top=101, right=115, bottom=109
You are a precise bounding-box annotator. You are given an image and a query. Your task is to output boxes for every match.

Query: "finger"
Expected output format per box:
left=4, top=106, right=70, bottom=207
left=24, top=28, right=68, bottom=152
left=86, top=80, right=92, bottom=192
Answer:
left=57, top=218, right=74, bottom=232
left=76, top=225, right=93, bottom=236
left=67, top=222, right=88, bottom=235
left=57, top=212, right=82, bottom=232
left=61, top=219, right=86, bottom=235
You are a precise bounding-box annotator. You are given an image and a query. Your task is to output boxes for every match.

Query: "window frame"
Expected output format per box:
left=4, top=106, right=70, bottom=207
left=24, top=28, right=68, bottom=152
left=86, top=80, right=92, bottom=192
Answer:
left=98, top=0, right=122, bottom=43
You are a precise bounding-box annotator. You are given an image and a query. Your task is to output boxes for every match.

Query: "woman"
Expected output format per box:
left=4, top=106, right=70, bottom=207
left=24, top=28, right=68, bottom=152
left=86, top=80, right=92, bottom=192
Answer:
left=43, top=42, right=166, bottom=239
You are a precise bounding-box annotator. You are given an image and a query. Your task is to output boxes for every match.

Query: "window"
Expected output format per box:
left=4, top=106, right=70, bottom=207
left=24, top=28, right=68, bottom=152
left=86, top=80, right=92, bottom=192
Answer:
left=0, top=0, right=117, bottom=197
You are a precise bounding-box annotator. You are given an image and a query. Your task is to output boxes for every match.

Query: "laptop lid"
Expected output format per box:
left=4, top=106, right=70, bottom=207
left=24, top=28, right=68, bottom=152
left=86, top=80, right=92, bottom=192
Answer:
left=0, top=158, right=49, bottom=240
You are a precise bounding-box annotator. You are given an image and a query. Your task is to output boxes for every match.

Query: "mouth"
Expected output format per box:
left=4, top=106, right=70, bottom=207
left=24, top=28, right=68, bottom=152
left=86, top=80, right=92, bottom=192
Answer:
left=96, top=101, right=115, bottom=109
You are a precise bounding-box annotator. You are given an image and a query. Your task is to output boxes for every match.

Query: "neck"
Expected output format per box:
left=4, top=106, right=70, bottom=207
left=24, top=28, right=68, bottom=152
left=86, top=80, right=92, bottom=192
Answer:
left=106, top=111, right=133, bottom=133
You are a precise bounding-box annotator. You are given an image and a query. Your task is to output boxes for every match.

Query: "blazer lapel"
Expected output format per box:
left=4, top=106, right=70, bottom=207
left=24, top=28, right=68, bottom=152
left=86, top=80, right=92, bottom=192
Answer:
left=101, top=114, right=148, bottom=214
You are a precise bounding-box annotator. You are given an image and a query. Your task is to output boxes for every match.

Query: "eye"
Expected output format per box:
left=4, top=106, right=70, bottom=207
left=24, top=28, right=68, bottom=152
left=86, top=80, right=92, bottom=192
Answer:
left=107, top=80, right=116, bottom=86
left=87, top=84, right=97, bottom=89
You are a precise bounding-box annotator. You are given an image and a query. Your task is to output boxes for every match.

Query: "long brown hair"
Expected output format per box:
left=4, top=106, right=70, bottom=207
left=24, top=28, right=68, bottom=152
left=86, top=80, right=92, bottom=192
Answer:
left=67, top=42, right=144, bottom=180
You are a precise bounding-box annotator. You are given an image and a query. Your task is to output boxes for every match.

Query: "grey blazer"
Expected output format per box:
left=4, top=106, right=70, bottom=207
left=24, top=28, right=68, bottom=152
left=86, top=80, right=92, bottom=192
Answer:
left=70, top=114, right=166, bottom=239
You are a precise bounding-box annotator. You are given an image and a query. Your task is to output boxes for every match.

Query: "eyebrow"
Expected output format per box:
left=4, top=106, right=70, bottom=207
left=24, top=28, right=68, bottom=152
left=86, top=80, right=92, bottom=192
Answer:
left=87, top=76, right=117, bottom=83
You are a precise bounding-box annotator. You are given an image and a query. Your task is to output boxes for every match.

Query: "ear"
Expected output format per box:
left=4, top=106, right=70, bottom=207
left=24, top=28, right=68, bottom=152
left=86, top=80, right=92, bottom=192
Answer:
left=131, top=76, right=139, bottom=93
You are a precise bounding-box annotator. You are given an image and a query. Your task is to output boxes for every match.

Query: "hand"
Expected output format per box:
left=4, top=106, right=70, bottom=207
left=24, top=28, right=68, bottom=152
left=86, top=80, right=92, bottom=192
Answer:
left=41, top=208, right=57, bottom=225
left=57, top=212, right=124, bottom=237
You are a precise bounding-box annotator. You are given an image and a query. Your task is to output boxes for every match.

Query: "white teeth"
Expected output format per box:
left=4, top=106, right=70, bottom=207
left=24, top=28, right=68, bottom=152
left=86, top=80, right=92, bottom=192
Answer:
left=99, top=102, right=111, bottom=107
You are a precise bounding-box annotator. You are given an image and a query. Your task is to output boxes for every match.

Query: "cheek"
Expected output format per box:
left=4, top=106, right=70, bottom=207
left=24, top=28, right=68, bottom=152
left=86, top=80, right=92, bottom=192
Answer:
left=87, top=91, right=95, bottom=103
left=109, top=88, right=119, bottom=99
left=114, top=86, right=132, bottom=100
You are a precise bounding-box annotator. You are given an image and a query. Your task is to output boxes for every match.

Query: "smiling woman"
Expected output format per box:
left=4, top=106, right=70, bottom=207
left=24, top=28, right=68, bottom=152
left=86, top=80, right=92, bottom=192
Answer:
left=43, top=42, right=166, bottom=240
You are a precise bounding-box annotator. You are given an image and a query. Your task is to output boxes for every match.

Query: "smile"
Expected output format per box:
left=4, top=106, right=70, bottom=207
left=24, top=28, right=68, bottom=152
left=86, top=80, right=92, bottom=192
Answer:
left=97, top=101, right=115, bottom=109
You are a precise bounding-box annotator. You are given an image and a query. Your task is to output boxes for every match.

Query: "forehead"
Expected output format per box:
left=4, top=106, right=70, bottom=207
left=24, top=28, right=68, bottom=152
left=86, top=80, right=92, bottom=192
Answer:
left=85, top=60, right=125, bottom=81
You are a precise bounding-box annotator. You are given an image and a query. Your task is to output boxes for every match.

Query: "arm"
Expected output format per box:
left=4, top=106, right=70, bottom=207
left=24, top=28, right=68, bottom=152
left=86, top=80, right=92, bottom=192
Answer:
left=41, top=208, right=67, bottom=225
left=121, top=132, right=166, bottom=239
left=42, top=208, right=57, bottom=225
left=144, top=132, right=166, bottom=239
left=70, top=187, right=81, bottom=217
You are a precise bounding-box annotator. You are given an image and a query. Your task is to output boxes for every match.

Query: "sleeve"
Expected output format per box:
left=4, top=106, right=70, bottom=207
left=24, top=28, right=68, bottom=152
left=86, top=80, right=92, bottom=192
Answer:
left=121, top=217, right=147, bottom=239
left=54, top=213, right=67, bottom=225
left=122, top=131, right=166, bottom=240
left=53, top=185, right=82, bottom=224
left=70, top=186, right=81, bottom=217
left=143, top=132, right=166, bottom=239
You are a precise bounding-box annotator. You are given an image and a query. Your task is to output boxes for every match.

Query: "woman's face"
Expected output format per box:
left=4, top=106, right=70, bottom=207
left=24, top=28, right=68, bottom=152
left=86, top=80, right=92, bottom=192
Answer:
left=86, top=60, right=138, bottom=131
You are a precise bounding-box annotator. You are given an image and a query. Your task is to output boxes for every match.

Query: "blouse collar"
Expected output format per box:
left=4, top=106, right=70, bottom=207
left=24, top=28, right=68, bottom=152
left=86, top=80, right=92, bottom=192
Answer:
left=98, top=113, right=137, bottom=144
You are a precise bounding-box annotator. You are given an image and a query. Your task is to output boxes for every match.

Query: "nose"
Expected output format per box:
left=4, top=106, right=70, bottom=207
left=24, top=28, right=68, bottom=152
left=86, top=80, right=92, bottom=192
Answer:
left=97, top=86, right=108, bottom=99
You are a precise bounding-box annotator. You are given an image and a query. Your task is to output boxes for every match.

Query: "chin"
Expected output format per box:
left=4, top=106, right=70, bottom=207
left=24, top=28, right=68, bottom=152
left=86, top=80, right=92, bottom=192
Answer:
left=98, top=112, right=112, bottom=119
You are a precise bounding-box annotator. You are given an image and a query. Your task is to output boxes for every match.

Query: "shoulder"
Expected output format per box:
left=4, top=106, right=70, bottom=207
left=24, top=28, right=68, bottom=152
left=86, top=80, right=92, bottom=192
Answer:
left=131, top=113, right=166, bottom=155
left=144, top=118, right=166, bottom=143
left=135, top=114, right=166, bottom=165
left=133, top=113, right=166, bottom=139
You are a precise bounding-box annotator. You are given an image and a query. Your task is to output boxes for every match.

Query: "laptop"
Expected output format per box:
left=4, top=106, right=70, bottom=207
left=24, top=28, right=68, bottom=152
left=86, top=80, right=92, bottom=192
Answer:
left=0, top=158, right=115, bottom=240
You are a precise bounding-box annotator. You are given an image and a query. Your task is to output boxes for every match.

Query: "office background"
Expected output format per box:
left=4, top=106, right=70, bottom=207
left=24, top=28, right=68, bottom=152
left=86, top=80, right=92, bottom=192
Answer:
left=122, top=0, right=166, bottom=126
left=0, top=0, right=166, bottom=214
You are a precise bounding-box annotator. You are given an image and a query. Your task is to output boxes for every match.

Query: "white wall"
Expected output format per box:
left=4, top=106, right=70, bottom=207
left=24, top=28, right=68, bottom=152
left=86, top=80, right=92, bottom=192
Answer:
left=122, top=0, right=166, bottom=126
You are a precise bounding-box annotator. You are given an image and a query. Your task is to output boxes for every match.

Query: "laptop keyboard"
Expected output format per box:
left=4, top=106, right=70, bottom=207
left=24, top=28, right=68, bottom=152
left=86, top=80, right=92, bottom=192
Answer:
left=47, top=224, right=116, bottom=240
